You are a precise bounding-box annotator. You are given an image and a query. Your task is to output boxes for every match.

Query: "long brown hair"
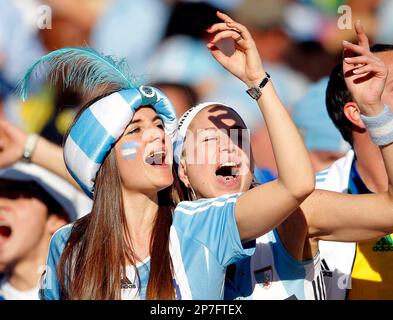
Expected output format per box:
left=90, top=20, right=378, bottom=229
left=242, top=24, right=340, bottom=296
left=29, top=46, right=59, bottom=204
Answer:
left=57, top=90, right=181, bottom=299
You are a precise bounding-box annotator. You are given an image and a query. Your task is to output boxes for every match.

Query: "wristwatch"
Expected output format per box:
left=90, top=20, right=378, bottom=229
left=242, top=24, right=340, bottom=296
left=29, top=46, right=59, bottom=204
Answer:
left=246, top=72, right=271, bottom=100
left=21, top=134, right=39, bottom=163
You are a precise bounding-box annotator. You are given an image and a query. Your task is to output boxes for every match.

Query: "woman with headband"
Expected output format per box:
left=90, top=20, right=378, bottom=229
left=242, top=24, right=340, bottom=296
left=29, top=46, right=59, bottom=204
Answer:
left=15, top=17, right=317, bottom=297
left=173, top=13, right=393, bottom=300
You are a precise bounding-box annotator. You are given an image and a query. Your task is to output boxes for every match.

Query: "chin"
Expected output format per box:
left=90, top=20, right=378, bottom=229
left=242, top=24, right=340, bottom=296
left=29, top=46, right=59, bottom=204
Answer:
left=212, top=174, right=252, bottom=196
left=154, top=176, right=174, bottom=190
left=0, top=250, right=13, bottom=265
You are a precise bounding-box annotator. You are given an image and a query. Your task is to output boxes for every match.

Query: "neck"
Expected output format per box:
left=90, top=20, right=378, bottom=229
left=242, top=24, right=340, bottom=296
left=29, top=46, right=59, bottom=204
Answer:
left=352, top=133, right=388, bottom=193
left=121, top=188, right=159, bottom=259
left=7, top=238, right=49, bottom=292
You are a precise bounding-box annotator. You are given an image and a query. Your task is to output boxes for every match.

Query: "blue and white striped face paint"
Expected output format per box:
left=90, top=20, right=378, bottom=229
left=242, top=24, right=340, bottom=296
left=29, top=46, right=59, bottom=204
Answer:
left=121, top=141, right=140, bottom=160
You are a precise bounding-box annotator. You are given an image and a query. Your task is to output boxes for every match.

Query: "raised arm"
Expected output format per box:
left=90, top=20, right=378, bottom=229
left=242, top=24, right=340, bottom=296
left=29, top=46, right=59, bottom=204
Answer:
left=304, top=21, right=393, bottom=242
left=207, top=11, right=315, bottom=241
left=0, top=119, right=79, bottom=189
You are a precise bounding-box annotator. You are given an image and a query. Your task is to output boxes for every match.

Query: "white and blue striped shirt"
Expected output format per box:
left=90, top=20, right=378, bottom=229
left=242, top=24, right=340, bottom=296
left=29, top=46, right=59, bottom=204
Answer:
left=225, top=229, right=325, bottom=300
left=40, top=193, right=254, bottom=300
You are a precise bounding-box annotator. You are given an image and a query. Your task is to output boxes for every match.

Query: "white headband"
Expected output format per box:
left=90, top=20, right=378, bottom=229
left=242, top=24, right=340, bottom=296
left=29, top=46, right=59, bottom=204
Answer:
left=173, top=101, right=234, bottom=169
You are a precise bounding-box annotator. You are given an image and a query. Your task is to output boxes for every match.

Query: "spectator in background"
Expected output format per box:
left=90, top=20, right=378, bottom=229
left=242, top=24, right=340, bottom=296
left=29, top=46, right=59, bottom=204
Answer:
left=153, top=82, right=199, bottom=117
left=0, top=73, right=15, bottom=120
left=91, top=0, right=171, bottom=74
left=292, top=77, right=350, bottom=172
left=286, top=41, right=340, bottom=83
left=232, top=0, right=310, bottom=109
left=147, top=2, right=229, bottom=117
left=1, top=0, right=93, bottom=145
left=286, top=0, right=381, bottom=54
left=148, top=2, right=226, bottom=99
left=147, top=34, right=222, bottom=110
left=0, top=0, right=45, bottom=92
left=0, top=163, right=91, bottom=300
left=0, top=0, right=45, bottom=125
left=24, top=0, right=100, bottom=145
left=377, top=0, right=393, bottom=43
left=319, top=43, right=393, bottom=300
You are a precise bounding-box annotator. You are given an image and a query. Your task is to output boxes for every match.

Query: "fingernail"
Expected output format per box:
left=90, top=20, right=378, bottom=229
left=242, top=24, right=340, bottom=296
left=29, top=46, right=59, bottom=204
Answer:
left=207, top=27, right=212, bottom=32
left=209, top=37, right=215, bottom=43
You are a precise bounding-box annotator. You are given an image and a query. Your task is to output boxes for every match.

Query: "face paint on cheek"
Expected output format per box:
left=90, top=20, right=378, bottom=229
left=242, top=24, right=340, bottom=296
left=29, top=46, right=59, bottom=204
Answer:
left=121, top=141, right=140, bottom=160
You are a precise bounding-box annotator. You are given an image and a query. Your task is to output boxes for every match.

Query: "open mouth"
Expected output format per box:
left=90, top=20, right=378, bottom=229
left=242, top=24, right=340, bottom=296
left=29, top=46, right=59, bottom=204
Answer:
left=145, top=150, right=167, bottom=166
left=215, top=162, right=240, bottom=181
left=0, top=221, right=11, bottom=244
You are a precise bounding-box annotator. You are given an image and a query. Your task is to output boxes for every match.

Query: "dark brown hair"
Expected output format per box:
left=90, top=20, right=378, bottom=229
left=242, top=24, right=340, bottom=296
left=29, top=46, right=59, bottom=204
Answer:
left=55, top=89, right=181, bottom=299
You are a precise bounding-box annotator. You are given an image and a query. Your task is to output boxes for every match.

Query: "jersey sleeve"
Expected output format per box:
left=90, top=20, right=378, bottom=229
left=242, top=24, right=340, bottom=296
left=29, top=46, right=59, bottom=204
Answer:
left=39, top=225, right=72, bottom=300
left=173, top=193, right=255, bottom=267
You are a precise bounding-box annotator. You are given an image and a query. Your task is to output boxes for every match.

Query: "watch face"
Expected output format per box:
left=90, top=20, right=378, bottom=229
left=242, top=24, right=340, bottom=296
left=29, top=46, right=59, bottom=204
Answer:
left=247, top=87, right=261, bottom=100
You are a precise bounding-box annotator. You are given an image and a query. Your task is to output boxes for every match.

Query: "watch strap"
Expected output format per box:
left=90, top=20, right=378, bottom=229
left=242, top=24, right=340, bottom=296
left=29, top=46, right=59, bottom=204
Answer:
left=21, top=134, right=39, bottom=163
left=246, top=72, right=271, bottom=100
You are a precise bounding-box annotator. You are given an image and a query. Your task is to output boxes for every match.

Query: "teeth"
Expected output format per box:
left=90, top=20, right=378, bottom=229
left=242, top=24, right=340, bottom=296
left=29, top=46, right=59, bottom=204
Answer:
left=220, top=162, right=237, bottom=168
left=149, top=151, right=165, bottom=158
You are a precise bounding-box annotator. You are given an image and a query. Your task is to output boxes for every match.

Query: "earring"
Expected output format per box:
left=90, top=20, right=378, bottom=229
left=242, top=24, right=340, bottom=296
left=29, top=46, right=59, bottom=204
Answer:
left=188, top=186, right=197, bottom=200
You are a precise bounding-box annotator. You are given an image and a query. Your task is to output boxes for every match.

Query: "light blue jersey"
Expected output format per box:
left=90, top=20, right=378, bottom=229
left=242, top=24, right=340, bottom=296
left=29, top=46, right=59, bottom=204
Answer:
left=40, top=193, right=254, bottom=300
left=225, top=229, right=325, bottom=300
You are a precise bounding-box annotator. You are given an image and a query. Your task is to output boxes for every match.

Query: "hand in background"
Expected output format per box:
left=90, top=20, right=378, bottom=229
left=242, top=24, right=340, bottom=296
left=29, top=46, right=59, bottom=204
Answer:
left=0, top=120, right=27, bottom=168
left=207, top=11, right=265, bottom=88
left=343, top=20, right=388, bottom=116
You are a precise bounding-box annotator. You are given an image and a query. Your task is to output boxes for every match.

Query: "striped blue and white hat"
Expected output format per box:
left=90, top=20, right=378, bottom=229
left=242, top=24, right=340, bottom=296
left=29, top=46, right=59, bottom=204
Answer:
left=18, top=47, right=177, bottom=198
left=64, top=85, right=177, bottom=198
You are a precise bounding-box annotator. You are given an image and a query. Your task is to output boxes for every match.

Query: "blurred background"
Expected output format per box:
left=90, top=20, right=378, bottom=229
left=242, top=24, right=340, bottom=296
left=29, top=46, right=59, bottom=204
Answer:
left=0, top=0, right=391, bottom=175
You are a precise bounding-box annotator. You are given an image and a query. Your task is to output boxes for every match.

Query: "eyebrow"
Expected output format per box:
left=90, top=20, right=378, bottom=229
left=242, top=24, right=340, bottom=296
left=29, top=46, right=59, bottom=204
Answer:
left=199, top=125, right=246, bottom=131
left=130, top=115, right=163, bottom=124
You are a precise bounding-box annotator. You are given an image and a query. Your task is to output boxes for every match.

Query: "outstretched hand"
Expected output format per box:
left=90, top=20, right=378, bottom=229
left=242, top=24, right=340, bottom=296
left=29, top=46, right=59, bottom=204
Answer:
left=343, top=20, right=388, bottom=116
left=0, top=119, right=27, bottom=168
left=207, top=11, right=265, bottom=88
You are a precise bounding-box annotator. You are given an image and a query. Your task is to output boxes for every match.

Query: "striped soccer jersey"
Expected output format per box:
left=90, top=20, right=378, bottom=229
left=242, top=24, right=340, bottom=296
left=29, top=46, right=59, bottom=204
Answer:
left=317, top=152, right=393, bottom=299
left=225, top=229, right=325, bottom=300
left=40, top=193, right=255, bottom=300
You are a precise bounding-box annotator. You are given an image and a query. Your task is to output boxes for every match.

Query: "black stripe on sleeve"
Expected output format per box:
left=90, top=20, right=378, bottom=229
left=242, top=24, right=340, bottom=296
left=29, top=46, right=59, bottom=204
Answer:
left=320, top=271, right=326, bottom=300
left=312, top=280, right=318, bottom=300
left=321, top=259, right=330, bottom=271
left=317, top=276, right=323, bottom=300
